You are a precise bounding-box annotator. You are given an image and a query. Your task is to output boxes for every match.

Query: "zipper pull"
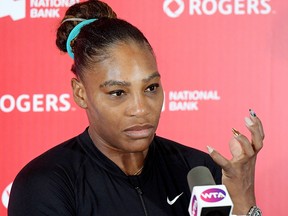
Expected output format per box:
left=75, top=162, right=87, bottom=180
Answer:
left=135, top=186, right=143, bottom=195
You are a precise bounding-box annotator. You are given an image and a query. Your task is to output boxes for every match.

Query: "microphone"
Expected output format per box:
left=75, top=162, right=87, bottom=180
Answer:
left=187, top=166, right=233, bottom=216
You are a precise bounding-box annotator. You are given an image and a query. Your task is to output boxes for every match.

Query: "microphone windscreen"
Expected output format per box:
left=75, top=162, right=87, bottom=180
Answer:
left=187, top=166, right=216, bottom=191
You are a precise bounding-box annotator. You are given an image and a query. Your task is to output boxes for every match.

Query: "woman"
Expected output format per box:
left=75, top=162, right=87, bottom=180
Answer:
left=8, top=0, right=264, bottom=215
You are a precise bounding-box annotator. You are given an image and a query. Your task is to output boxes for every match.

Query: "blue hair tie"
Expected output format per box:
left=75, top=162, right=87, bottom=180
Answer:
left=66, top=18, right=97, bottom=59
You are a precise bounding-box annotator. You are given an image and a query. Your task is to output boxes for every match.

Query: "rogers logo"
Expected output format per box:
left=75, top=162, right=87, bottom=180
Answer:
left=163, top=0, right=272, bottom=18
left=200, top=188, right=226, bottom=202
left=0, top=93, right=72, bottom=113
left=163, top=0, right=185, bottom=18
left=2, top=182, right=12, bottom=209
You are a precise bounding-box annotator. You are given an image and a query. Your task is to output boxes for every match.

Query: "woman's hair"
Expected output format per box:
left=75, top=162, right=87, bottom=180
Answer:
left=56, top=0, right=154, bottom=79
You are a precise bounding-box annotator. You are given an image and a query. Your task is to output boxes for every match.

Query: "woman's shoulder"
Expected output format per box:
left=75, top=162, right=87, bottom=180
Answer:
left=13, top=131, right=91, bottom=188
left=154, top=135, right=209, bottom=157
left=153, top=135, right=221, bottom=183
left=8, top=135, right=86, bottom=215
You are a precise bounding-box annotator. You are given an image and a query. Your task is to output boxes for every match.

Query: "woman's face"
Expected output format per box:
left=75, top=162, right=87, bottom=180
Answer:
left=73, top=41, right=164, bottom=153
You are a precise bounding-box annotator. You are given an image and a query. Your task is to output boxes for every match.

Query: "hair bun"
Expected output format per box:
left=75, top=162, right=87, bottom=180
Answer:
left=56, top=0, right=117, bottom=52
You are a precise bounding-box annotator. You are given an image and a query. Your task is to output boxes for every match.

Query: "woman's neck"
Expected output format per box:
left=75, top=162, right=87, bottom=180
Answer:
left=88, top=128, right=148, bottom=175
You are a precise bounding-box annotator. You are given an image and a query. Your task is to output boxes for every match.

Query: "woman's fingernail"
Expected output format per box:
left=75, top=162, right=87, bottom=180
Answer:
left=245, top=117, right=253, bottom=126
left=207, top=146, right=214, bottom=154
left=249, top=109, right=257, bottom=117
left=232, top=128, right=241, bottom=137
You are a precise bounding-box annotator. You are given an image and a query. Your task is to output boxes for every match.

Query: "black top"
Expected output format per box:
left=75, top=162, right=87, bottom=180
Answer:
left=8, top=128, right=221, bottom=216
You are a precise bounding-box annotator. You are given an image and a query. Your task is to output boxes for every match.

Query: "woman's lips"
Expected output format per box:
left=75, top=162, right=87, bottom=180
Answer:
left=123, top=124, right=154, bottom=139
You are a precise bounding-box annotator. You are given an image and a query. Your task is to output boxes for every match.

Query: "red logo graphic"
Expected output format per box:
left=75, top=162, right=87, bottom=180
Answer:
left=163, top=0, right=185, bottom=18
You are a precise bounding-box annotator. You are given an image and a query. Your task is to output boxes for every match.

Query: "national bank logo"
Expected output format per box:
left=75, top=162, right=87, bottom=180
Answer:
left=2, top=182, right=12, bottom=209
left=0, top=0, right=79, bottom=21
left=0, top=0, right=26, bottom=21
left=163, top=0, right=272, bottom=18
left=167, top=90, right=220, bottom=111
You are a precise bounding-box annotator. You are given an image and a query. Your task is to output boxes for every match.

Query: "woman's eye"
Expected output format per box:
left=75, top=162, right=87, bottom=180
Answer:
left=109, top=90, right=125, bottom=97
left=145, top=83, right=160, bottom=92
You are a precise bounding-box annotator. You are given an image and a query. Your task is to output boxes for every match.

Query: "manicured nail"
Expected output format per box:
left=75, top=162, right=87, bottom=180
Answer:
left=245, top=117, right=253, bottom=126
left=207, top=146, right=214, bottom=154
left=232, top=128, right=240, bottom=137
left=249, top=109, right=257, bottom=117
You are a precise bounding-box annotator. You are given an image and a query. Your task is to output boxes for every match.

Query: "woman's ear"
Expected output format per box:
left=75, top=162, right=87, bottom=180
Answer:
left=71, top=78, right=88, bottom=109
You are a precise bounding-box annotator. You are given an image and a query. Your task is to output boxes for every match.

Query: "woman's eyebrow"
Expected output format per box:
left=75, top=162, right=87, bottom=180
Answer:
left=99, top=72, right=160, bottom=88
left=142, top=72, right=160, bottom=83
left=99, top=80, right=131, bottom=88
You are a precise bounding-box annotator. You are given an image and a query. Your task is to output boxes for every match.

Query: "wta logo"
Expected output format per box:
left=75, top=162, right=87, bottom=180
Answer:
left=200, top=188, right=226, bottom=202
left=163, top=0, right=272, bottom=18
left=190, top=195, right=198, bottom=216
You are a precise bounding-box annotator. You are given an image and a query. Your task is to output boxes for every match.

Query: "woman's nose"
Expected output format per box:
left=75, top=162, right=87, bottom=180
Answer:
left=126, top=94, right=149, bottom=117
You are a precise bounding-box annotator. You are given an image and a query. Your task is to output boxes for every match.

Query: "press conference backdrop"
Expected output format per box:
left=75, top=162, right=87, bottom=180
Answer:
left=1, top=0, right=287, bottom=215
